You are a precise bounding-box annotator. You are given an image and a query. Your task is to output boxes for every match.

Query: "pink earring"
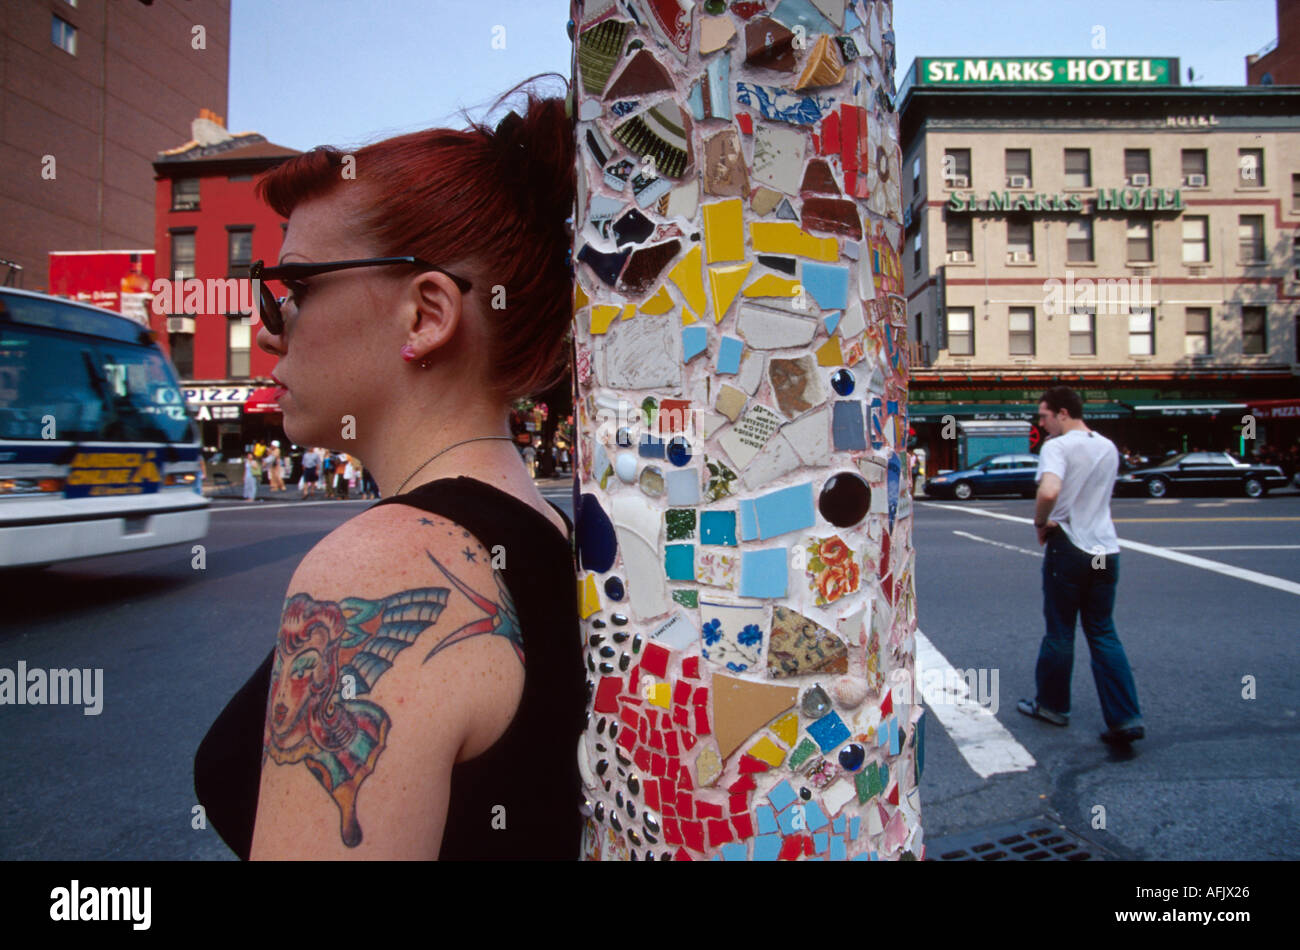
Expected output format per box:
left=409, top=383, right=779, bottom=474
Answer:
left=400, top=344, right=417, bottom=362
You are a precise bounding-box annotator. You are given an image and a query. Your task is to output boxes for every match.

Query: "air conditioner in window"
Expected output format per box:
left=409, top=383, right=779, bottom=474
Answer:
left=1009, top=250, right=1033, bottom=263
left=1185, top=173, right=1207, bottom=187
left=1007, top=175, right=1029, bottom=188
left=1129, top=173, right=1150, bottom=186
left=1187, top=263, right=1210, bottom=276
left=946, top=175, right=969, bottom=188
left=166, top=317, right=195, bottom=334
left=949, top=250, right=971, bottom=262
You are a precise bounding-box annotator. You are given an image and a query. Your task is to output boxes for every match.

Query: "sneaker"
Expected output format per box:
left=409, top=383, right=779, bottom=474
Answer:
left=1017, top=698, right=1068, bottom=726
left=1099, top=725, right=1145, bottom=745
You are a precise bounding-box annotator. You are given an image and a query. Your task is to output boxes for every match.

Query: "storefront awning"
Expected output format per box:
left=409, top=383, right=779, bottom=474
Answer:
left=1131, top=401, right=1246, bottom=417
left=243, top=387, right=283, bottom=414
left=1245, top=399, right=1300, bottom=420
left=911, top=402, right=1132, bottom=421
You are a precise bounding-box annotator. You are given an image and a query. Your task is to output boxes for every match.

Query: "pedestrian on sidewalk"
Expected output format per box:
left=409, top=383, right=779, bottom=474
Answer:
left=1019, top=386, right=1144, bottom=745
left=522, top=442, right=536, bottom=477
left=322, top=451, right=337, bottom=498
left=300, top=446, right=320, bottom=499
left=242, top=451, right=260, bottom=502
left=267, top=441, right=286, bottom=492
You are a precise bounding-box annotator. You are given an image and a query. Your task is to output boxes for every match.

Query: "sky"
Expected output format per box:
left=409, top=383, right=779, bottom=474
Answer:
left=228, top=0, right=1280, bottom=151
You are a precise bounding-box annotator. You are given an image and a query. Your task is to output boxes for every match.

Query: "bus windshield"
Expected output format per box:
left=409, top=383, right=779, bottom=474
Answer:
left=0, top=324, right=195, bottom=444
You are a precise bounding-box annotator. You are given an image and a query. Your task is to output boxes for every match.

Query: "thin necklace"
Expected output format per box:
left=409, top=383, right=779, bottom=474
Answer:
left=391, top=436, right=515, bottom=497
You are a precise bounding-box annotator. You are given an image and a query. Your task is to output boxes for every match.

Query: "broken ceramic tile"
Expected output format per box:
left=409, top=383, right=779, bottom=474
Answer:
left=612, top=495, right=673, bottom=620
left=801, top=196, right=862, bottom=239
left=752, top=125, right=807, bottom=196
left=698, top=14, right=736, bottom=54
left=757, top=254, right=797, bottom=275
left=660, top=180, right=700, bottom=219
left=737, top=302, right=817, bottom=349
left=682, top=324, right=708, bottom=363
left=750, top=221, right=838, bottom=260
left=800, top=261, right=850, bottom=311
left=578, top=20, right=631, bottom=95
left=772, top=0, right=836, bottom=32
left=745, top=17, right=797, bottom=72
left=737, top=348, right=765, bottom=394
left=606, top=48, right=675, bottom=100
left=715, top=383, right=748, bottom=423
left=804, top=533, right=860, bottom=606
left=767, top=605, right=849, bottom=678
left=800, top=158, right=841, bottom=195
left=598, top=318, right=681, bottom=390
left=815, top=336, right=843, bottom=366
left=706, top=55, right=733, bottom=120
left=776, top=198, right=798, bottom=220
left=695, top=744, right=723, bottom=786
left=708, top=262, right=752, bottom=323
left=704, top=456, right=739, bottom=501
left=710, top=673, right=799, bottom=760
left=667, top=243, right=706, bottom=316
left=751, top=187, right=784, bottom=215
left=716, top=402, right=782, bottom=470
left=795, top=32, right=847, bottom=90
left=695, top=548, right=739, bottom=590
left=666, top=508, right=697, bottom=542
left=578, top=243, right=630, bottom=287
left=613, top=103, right=691, bottom=179
left=700, top=510, right=738, bottom=546
left=837, top=298, right=866, bottom=336
left=619, top=239, right=681, bottom=295
left=716, top=335, right=744, bottom=374
left=831, top=400, right=865, bottom=451
left=665, top=543, right=695, bottom=580
left=739, top=432, right=802, bottom=489
left=739, top=548, right=789, bottom=598
left=613, top=208, right=655, bottom=246
left=781, top=405, right=831, bottom=466
left=644, top=0, right=693, bottom=59
left=700, top=599, right=766, bottom=674
left=703, top=198, right=746, bottom=263
left=738, top=481, right=815, bottom=541
left=665, top=466, right=701, bottom=505
left=768, top=354, right=827, bottom=419
left=702, top=128, right=748, bottom=198
left=736, top=82, right=835, bottom=126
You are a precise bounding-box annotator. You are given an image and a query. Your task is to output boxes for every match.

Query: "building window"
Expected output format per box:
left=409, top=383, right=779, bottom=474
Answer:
left=228, top=228, right=253, bottom=275
left=1238, top=215, right=1265, bottom=264
left=1242, top=306, right=1267, bottom=354
left=51, top=15, right=77, bottom=55
left=1007, top=217, right=1033, bottom=262
left=1064, top=149, right=1091, bottom=188
left=1293, top=173, right=1300, bottom=211
left=946, top=216, right=972, bottom=261
left=169, top=231, right=196, bottom=280
left=1182, top=216, right=1209, bottom=263
left=1294, top=231, right=1300, bottom=280
left=1066, top=219, right=1093, bottom=262
left=1129, top=309, right=1154, bottom=356
left=1069, top=310, right=1095, bottom=355
left=911, top=230, right=922, bottom=273
left=171, top=178, right=200, bottom=211
left=1238, top=148, right=1264, bottom=187
left=1009, top=307, right=1035, bottom=356
left=911, top=156, right=920, bottom=197
left=1182, top=149, right=1208, bottom=187
left=228, top=317, right=252, bottom=377
left=1127, top=220, right=1153, bottom=262
left=1184, top=307, right=1211, bottom=356
left=947, top=308, right=974, bottom=356
left=943, top=148, right=971, bottom=188
left=1124, top=149, right=1151, bottom=185
left=169, top=332, right=194, bottom=378
left=1005, top=149, right=1031, bottom=188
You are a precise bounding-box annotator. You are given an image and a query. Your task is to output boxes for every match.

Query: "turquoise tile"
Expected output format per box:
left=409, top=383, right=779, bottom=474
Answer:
left=700, top=509, right=737, bottom=546
left=739, top=547, right=788, bottom=598
left=717, top=335, right=743, bottom=374
left=753, top=833, right=782, bottom=861
left=756, top=804, right=779, bottom=834
left=801, top=261, right=850, bottom=310
left=665, top=543, right=694, bottom=580
left=768, top=780, right=797, bottom=812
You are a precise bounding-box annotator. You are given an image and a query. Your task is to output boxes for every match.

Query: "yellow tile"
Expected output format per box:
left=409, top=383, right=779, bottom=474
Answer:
left=747, top=735, right=787, bottom=768
left=649, top=682, right=672, bottom=709
left=574, top=282, right=590, bottom=313
left=742, top=273, right=800, bottom=298
left=578, top=573, right=601, bottom=619
left=702, top=198, right=745, bottom=263
left=591, top=304, right=621, bottom=335
left=750, top=221, right=838, bottom=261
left=772, top=712, right=799, bottom=747
left=708, top=262, right=752, bottom=324
left=621, top=304, right=637, bottom=322
left=816, top=336, right=844, bottom=366
left=668, top=244, right=707, bottom=316
left=640, top=284, right=674, bottom=315
left=715, top=383, right=747, bottom=422
left=682, top=306, right=699, bottom=326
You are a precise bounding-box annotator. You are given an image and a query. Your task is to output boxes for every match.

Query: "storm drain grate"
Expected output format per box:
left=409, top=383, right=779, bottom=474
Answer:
left=926, top=816, right=1111, bottom=861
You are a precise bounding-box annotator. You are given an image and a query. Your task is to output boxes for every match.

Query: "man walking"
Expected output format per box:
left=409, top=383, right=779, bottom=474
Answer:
left=1018, top=386, right=1144, bottom=745
left=300, top=446, right=321, bottom=500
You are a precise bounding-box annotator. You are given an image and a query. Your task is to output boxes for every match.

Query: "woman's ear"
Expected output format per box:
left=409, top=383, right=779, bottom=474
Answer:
left=404, top=271, right=464, bottom=357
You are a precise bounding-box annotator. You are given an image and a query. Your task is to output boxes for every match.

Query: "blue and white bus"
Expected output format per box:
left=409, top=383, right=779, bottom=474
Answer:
left=0, top=287, right=208, bottom=569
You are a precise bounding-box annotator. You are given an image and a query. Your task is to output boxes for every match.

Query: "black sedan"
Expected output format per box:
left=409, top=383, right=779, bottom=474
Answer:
left=925, top=454, right=1040, bottom=500
left=1115, top=451, right=1288, bottom=498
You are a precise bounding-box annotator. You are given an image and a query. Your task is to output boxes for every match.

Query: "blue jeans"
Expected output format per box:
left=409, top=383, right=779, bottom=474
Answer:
left=1036, top=529, right=1142, bottom=730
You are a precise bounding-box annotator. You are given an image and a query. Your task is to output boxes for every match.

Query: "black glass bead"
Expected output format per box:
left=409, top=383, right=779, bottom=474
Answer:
left=615, top=748, right=632, bottom=766
left=800, top=786, right=812, bottom=801
left=616, top=790, right=624, bottom=808
left=580, top=799, right=594, bottom=817
left=598, top=661, right=614, bottom=675
left=604, top=576, right=625, bottom=601
left=628, top=829, right=642, bottom=846
left=632, top=634, right=643, bottom=653
left=612, top=631, right=629, bottom=643
left=595, top=741, right=607, bottom=753
left=565, top=18, right=575, bottom=40
left=628, top=775, right=640, bottom=795
left=597, top=717, right=607, bottom=734
left=586, top=655, right=596, bottom=673
left=627, top=800, right=636, bottom=818
left=644, top=831, right=658, bottom=844
left=596, top=759, right=609, bottom=776
left=618, top=653, right=630, bottom=671
left=592, top=618, right=607, bottom=629
left=616, top=427, right=634, bottom=447
left=604, top=780, right=612, bottom=792
left=667, top=436, right=692, bottom=467
left=594, top=801, right=605, bottom=822
left=589, top=634, right=605, bottom=647
left=818, top=472, right=871, bottom=527
left=838, top=742, right=866, bottom=772
left=627, top=38, right=644, bottom=51
left=830, top=368, right=855, bottom=396
left=609, top=723, right=618, bottom=739
left=610, top=812, right=622, bottom=831
left=617, top=766, right=626, bottom=777
left=644, top=813, right=661, bottom=834
left=599, top=645, right=616, bottom=658
left=611, top=613, right=629, bottom=626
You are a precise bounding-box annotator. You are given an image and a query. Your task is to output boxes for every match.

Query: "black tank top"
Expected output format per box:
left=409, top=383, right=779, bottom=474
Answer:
left=193, top=476, right=585, bottom=860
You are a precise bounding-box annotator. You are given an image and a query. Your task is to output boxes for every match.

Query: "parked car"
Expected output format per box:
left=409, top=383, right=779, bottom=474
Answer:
left=925, top=453, right=1040, bottom=500
left=1115, top=451, right=1288, bottom=498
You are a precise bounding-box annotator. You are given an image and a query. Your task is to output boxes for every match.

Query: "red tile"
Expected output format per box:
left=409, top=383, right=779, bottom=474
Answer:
left=693, top=685, right=709, bottom=705
left=619, top=706, right=639, bottom=730
left=681, top=731, right=698, bottom=751
left=634, top=746, right=652, bottom=773
left=728, top=775, right=757, bottom=794
left=682, top=656, right=700, bottom=679
left=812, top=132, right=820, bottom=153
left=694, top=707, right=711, bottom=735
left=628, top=665, right=640, bottom=695
left=665, top=731, right=679, bottom=756
left=841, top=105, right=859, bottom=172
left=594, top=676, right=622, bottom=713
left=673, top=847, right=692, bottom=861
left=888, top=782, right=899, bottom=806
left=638, top=718, right=649, bottom=744
left=663, top=816, right=682, bottom=845
left=642, top=643, right=670, bottom=679
left=880, top=691, right=893, bottom=717
left=676, top=791, right=694, bottom=819
left=673, top=680, right=692, bottom=705
left=779, top=835, right=804, bottom=861
left=731, top=813, right=755, bottom=839
left=822, top=109, right=840, bottom=155
left=681, top=820, right=705, bottom=852
left=672, top=706, right=690, bottom=727
left=738, top=754, right=769, bottom=774
left=729, top=792, right=749, bottom=815
left=649, top=728, right=663, bottom=751
left=645, top=709, right=658, bottom=728
left=707, top=819, right=734, bottom=847
left=736, top=112, right=753, bottom=135
left=661, top=800, right=676, bottom=818
left=645, top=782, right=660, bottom=810
left=676, top=767, right=693, bottom=791
left=659, top=399, right=690, bottom=435
left=651, top=752, right=667, bottom=778
left=803, top=835, right=816, bottom=856
left=697, top=800, right=723, bottom=820
left=617, top=727, right=637, bottom=752
left=668, top=756, right=680, bottom=783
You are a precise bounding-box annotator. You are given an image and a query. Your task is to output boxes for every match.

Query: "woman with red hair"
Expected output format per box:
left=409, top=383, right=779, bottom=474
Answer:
left=194, top=76, right=584, bottom=860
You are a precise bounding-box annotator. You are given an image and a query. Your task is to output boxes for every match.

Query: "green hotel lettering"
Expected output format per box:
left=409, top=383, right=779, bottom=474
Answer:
left=948, top=188, right=1184, bottom=213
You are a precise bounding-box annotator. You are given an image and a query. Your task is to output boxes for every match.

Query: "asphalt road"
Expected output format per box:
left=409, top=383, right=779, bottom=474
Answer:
left=0, top=484, right=1295, bottom=860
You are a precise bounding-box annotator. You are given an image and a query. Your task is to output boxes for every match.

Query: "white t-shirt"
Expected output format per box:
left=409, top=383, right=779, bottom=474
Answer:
left=1036, top=428, right=1120, bottom=555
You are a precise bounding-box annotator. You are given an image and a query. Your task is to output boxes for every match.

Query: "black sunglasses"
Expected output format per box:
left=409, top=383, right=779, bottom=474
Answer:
left=248, top=257, right=473, bottom=334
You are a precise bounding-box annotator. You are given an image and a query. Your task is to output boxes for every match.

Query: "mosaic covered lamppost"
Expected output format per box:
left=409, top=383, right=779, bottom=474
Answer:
left=569, top=0, right=920, bottom=861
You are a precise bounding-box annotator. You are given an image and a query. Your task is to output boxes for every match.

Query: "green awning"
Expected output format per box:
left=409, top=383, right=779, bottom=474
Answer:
left=1131, top=401, right=1247, bottom=417
left=910, top=402, right=1131, bottom=420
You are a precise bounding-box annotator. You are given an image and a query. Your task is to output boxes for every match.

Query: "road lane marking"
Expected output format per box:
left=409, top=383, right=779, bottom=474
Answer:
left=1168, top=545, right=1300, bottom=551
left=1144, top=499, right=1182, bottom=505
left=1113, top=517, right=1300, bottom=523
left=953, top=530, right=1041, bottom=557
left=919, top=501, right=1300, bottom=597
left=914, top=630, right=1037, bottom=778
